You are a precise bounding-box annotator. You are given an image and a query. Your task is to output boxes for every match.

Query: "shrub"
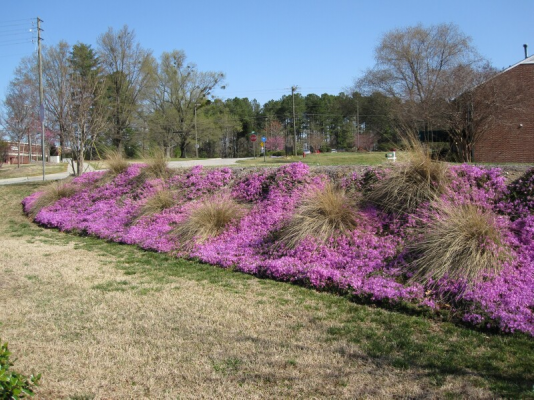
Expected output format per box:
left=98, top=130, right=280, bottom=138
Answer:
left=365, top=145, right=449, bottom=214
left=0, top=340, right=40, bottom=398
left=105, top=149, right=129, bottom=176
left=26, top=180, right=77, bottom=220
left=278, top=182, right=359, bottom=248
left=173, top=194, right=245, bottom=245
left=408, top=203, right=509, bottom=285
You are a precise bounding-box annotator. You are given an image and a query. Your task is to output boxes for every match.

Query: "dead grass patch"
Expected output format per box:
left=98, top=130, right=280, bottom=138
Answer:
left=0, top=236, right=496, bottom=400
left=0, top=163, right=67, bottom=179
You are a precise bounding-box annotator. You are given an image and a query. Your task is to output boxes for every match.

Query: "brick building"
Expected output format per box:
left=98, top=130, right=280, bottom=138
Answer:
left=473, top=54, right=534, bottom=163
left=2, top=141, right=44, bottom=165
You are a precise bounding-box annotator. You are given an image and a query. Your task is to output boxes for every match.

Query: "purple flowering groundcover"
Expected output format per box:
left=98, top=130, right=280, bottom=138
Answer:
left=22, top=162, right=534, bottom=336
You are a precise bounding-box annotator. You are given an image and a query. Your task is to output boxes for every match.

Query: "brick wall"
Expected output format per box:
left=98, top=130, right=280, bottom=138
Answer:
left=475, top=63, right=534, bottom=163
left=4, top=141, right=43, bottom=165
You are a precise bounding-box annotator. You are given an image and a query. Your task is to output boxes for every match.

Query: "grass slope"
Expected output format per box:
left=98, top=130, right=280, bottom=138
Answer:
left=1, top=183, right=533, bottom=399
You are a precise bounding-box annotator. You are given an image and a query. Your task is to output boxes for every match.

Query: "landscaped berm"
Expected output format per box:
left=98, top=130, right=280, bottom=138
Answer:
left=23, top=159, right=534, bottom=336
left=10, top=156, right=534, bottom=398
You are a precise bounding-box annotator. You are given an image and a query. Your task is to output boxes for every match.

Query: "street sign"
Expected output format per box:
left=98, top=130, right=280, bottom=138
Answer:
left=261, top=136, right=267, bottom=143
left=250, top=134, right=257, bottom=142
left=260, top=142, right=264, bottom=147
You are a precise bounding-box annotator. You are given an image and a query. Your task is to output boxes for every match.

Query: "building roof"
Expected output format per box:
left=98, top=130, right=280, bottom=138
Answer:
left=458, top=54, right=534, bottom=97
left=501, top=54, right=534, bottom=73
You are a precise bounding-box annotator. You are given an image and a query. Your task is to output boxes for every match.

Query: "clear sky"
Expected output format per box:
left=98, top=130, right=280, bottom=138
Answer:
left=0, top=0, right=532, bottom=106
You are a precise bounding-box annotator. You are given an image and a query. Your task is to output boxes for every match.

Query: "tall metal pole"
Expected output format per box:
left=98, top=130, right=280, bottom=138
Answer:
left=194, top=104, right=199, bottom=158
left=356, top=101, right=360, bottom=150
left=37, top=17, right=45, bottom=180
left=292, top=86, right=297, bottom=156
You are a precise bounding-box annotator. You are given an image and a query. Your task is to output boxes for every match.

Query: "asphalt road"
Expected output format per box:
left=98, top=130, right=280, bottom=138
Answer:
left=0, top=158, right=250, bottom=186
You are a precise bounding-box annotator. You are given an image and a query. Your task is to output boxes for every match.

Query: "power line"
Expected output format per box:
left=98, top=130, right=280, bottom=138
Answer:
left=0, top=38, right=33, bottom=44
left=0, top=22, right=33, bottom=29
left=0, top=28, right=33, bottom=35
left=0, top=18, right=34, bottom=24
left=0, top=17, right=34, bottom=52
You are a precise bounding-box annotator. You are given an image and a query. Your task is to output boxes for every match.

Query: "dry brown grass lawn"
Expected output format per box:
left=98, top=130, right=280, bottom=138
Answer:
left=0, top=184, right=499, bottom=399
left=0, top=163, right=67, bottom=179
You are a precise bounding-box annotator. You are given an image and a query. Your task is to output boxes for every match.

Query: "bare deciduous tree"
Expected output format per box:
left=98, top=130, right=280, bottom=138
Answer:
left=308, top=129, right=325, bottom=152
left=1, top=79, right=36, bottom=167
left=354, top=23, right=485, bottom=134
left=147, top=50, right=225, bottom=158
left=98, top=25, right=155, bottom=151
left=60, top=44, right=110, bottom=175
left=43, top=41, right=72, bottom=157
left=63, top=73, right=109, bottom=175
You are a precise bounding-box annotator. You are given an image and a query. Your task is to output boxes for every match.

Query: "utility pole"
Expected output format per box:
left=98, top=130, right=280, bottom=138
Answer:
left=37, top=17, right=45, bottom=180
left=356, top=101, right=360, bottom=150
left=194, top=104, right=199, bottom=158
left=291, top=86, right=298, bottom=156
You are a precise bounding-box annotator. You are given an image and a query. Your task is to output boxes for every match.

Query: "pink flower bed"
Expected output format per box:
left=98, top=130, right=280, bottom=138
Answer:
left=22, top=162, right=534, bottom=336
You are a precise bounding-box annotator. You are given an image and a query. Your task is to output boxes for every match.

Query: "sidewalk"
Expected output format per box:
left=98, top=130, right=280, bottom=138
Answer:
left=0, top=162, right=94, bottom=186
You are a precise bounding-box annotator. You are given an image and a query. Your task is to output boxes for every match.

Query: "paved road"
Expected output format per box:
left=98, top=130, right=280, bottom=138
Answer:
left=0, top=158, right=250, bottom=186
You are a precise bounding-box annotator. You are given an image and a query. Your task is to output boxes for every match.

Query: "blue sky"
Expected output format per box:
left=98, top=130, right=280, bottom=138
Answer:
left=0, top=0, right=532, bottom=106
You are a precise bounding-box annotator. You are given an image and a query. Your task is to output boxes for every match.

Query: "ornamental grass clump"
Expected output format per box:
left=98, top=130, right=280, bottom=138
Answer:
left=26, top=180, right=77, bottom=220
left=409, top=203, right=509, bottom=285
left=142, top=149, right=171, bottom=179
left=105, top=149, right=129, bottom=176
left=365, top=145, right=449, bottom=214
left=173, top=195, right=245, bottom=245
left=278, top=182, right=359, bottom=249
left=135, top=189, right=176, bottom=220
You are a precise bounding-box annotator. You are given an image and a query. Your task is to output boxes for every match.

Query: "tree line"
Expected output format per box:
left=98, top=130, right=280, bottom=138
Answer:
left=1, top=23, right=521, bottom=173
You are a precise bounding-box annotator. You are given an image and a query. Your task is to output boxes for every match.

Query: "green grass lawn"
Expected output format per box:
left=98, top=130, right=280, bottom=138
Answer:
left=237, top=151, right=389, bottom=166
left=87, top=151, right=390, bottom=169
left=0, top=163, right=68, bottom=179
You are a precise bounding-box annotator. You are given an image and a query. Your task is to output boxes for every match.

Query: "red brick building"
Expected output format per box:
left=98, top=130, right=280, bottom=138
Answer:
left=473, top=55, right=534, bottom=163
left=2, top=141, right=44, bottom=165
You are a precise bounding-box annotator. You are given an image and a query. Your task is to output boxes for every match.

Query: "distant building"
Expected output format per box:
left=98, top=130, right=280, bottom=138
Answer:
left=2, top=141, right=44, bottom=165
left=472, top=54, right=534, bottom=163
